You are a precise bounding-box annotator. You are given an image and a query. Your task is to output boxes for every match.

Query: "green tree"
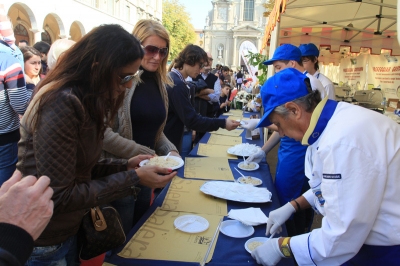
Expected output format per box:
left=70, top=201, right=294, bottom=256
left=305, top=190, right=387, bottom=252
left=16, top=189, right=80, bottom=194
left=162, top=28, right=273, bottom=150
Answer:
left=245, top=51, right=268, bottom=85
left=162, top=0, right=196, bottom=61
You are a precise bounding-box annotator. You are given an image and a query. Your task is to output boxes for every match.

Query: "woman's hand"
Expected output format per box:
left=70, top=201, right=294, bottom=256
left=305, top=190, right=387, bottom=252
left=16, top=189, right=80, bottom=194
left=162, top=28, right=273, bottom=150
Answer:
left=135, top=166, right=177, bottom=188
left=127, top=154, right=153, bottom=170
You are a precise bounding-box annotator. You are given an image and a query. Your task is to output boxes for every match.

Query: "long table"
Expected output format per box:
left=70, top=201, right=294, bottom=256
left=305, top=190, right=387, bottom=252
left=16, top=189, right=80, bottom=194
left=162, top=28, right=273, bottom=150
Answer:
left=105, top=111, right=295, bottom=266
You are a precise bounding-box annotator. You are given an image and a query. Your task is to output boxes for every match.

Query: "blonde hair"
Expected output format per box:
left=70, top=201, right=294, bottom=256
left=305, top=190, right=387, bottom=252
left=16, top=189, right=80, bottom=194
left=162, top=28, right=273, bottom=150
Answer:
left=47, top=39, right=76, bottom=70
left=132, top=19, right=173, bottom=87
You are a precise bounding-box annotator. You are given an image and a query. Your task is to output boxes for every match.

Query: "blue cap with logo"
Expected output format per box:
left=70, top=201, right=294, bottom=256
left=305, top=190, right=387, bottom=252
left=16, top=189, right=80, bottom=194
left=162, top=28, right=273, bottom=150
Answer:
left=263, top=44, right=302, bottom=65
left=257, top=68, right=310, bottom=128
left=299, top=43, right=320, bottom=57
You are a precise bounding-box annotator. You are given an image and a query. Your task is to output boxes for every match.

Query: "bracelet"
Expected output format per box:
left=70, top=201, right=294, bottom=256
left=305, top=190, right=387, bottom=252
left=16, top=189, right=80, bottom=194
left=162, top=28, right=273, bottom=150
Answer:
left=292, top=199, right=301, bottom=212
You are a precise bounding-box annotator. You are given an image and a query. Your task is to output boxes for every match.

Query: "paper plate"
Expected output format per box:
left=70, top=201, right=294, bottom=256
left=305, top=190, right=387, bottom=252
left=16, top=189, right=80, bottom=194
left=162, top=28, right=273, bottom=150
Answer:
left=245, top=237, right=269, bottom=253
left=237, top=162, right=259, bottom=171
left=139, top=155, right=184, bottom=170
left=219, top=220, right=254, bottom=238
left=200, top=181, right=272, bottom=203
left=237, top=176, right=262, bottom=186
left=174, top=215, right=209, bottom=233
left=227, top=144, right=262, bottom=157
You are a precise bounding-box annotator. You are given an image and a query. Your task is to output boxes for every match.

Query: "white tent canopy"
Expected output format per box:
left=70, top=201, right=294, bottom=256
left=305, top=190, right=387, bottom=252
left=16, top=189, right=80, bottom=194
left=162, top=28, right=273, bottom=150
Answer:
left=263, top=0, right=398, bottom=65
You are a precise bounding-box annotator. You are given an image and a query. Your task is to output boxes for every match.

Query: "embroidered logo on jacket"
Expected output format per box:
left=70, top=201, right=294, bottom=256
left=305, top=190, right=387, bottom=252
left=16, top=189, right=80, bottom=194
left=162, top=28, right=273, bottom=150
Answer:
left=323, top=174, right=341, bottom=179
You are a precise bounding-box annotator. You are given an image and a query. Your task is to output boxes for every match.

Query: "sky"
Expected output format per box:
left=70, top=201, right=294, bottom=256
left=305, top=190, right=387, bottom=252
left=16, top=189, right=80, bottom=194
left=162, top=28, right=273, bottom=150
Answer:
left=178, top=0, right=213, bottom=29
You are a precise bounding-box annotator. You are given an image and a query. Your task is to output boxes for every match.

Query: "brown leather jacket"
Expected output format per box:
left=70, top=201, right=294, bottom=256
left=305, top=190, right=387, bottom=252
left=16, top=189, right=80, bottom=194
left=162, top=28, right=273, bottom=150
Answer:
left=17, top=87, right=141, bottom=246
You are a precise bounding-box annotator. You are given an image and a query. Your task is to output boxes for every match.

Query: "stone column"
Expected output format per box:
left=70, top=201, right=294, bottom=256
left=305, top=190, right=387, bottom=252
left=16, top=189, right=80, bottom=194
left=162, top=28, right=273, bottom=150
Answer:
left=239, top=0, right=244, bottom=23
left=228, top=3, right=233, bottom=27
left=233, top=36, right=238, bottom=68
left=213, top=2, right=218, bottom=23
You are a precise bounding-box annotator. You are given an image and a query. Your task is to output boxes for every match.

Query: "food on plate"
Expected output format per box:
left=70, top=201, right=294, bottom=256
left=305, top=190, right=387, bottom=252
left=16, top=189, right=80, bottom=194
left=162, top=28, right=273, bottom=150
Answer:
left=247, top=241, right=264, bottom=251
left=144, top=157, right=179, bottom=168
left=239, top=162, right=256, bottom=170
left=228, top=143, right=261, bottom=156
left=239, top=176, right=262, bottom=186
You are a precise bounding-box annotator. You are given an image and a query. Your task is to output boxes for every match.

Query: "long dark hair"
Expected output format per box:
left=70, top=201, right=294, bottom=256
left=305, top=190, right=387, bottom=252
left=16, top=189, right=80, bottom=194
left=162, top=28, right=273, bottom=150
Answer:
left=32, top=24, right=144, bottom=138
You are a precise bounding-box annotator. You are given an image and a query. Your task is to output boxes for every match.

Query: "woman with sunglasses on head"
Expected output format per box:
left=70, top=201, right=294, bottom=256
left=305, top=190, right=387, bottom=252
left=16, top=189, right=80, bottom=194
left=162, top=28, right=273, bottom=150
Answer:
left=102, top=19, right=179, bottom=235
left=16, top=24, right=176, bottom=265
left=164, top=44, right=240, bottom=151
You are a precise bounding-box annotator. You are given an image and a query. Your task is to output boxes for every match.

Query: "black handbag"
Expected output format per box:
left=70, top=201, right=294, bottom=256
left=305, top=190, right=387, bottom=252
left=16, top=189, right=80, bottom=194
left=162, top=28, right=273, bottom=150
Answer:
left=79, top=205, right=126, bottom=260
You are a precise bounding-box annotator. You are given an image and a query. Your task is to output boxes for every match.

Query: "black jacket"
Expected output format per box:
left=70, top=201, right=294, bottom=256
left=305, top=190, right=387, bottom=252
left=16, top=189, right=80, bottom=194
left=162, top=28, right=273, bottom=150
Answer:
left=164, top=71, right=225, bottom=151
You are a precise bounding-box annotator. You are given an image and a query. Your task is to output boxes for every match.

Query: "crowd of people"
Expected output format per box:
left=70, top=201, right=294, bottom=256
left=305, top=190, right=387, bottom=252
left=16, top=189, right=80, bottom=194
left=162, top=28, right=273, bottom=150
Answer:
left=1, top=3, right=399, bottom=265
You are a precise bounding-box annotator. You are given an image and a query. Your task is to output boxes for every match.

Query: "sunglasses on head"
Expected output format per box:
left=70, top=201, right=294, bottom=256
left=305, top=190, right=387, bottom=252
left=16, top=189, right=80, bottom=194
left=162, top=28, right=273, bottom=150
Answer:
left=119, top=71, right=139, bottom=84
left=142, top=45, right=168, bottom=59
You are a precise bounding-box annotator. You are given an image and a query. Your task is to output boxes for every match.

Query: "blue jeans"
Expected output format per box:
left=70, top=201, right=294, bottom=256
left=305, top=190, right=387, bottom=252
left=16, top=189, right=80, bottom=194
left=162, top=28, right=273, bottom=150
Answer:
left=110, top=184, right=152, bottom=235
left=180, top=131, right=193, bottom=160
left=0, top=142, right=18, bottom=186
left=25, top=235, right=79, bottom=266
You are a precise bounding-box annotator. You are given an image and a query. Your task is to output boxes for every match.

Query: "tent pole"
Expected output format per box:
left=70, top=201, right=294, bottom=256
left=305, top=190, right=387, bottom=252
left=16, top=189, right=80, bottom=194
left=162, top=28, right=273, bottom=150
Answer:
left=267, top=21, right=280, bottom=79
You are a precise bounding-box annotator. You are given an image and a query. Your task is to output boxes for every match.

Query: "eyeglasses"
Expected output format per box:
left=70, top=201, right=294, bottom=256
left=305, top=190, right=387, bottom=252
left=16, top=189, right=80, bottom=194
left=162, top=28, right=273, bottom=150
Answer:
left=208, top=57, right=214, bottom=61
left=198, top=62, right=206, bottom=69
left=119, top=71, right=139, bottom=84
left=142, top=45, right=168, bottom=59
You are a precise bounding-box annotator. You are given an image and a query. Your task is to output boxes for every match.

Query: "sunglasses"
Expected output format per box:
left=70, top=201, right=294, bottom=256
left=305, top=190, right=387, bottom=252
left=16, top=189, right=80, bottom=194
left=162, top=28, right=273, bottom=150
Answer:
left=142, top=45, right=168, bottom=59
left=119, top=71, right=139, bottom=84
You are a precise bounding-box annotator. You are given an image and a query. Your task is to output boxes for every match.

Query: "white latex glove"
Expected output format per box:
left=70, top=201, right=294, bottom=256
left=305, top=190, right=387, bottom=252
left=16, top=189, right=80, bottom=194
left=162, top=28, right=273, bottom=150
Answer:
left=241, top=119, right=260, bottom=131
left=266, top=202, right=296, bottom=235
left=251, top=238, right=285, bottom=266
left=245, top=149, right=266, bottom=164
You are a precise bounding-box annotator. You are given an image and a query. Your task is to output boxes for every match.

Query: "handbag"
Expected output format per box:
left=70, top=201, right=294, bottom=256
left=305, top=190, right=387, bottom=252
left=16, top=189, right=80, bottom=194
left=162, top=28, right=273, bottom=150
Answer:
left=78, top=205, right=126, bottom=260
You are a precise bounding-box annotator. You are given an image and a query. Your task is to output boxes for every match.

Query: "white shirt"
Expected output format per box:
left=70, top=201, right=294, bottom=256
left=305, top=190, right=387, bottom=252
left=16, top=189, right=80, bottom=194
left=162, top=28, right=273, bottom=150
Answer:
left=291, top=102, right=400, bottom=265
left=314, top=70, right=335, bottom=100
left=201, top=72, right=221, bottom=103
left=304, top=71, right=326, bottom=99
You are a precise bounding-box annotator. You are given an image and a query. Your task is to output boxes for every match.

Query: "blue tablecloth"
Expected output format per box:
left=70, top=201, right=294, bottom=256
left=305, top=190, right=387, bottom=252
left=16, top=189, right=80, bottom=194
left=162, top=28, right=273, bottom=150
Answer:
left=105, top=111, right=295, bottom=266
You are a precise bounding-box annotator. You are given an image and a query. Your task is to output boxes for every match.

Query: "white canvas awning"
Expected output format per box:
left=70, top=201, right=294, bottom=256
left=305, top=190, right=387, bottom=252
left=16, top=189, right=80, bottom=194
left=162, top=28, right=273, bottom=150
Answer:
left=262, top=0, right=398, bottom=65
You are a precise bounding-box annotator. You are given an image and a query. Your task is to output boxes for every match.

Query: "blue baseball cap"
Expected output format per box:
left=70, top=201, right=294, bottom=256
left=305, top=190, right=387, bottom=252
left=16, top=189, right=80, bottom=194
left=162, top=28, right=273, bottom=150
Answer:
left=299, top=43, right=319, bottom=57
left=257, top=68, right=310, bottom=128
left=263, top=44, right=302, bottom=65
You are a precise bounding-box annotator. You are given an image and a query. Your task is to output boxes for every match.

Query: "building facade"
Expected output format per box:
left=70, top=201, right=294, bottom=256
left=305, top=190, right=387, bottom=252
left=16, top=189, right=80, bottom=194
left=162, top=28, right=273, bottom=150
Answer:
left=204, top=0, right=268, bottom=70
left=3, top=0, right=162, bottom=45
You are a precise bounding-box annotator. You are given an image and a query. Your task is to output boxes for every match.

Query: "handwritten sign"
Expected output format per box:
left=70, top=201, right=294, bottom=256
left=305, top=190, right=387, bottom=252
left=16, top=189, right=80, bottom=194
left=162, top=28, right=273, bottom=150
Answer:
left=118, top=208, right=221, bottom=263
left=210, top=128, right=244, bottom=137
left=207, top=134, right=242, bottom=146
left=184, top=157, right=234, bottom=182
left=161, top=176, right=227, bottom=215
left=197, top=143, right=237, bottom=158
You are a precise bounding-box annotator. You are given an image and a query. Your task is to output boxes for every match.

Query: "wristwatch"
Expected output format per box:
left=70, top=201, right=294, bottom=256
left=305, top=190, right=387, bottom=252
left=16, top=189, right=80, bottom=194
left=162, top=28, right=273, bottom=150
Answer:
left=280, top=237, right=292, bottom=258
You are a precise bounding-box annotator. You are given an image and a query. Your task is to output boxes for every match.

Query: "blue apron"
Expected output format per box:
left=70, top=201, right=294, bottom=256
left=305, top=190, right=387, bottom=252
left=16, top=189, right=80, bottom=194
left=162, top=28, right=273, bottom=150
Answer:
left=275, top=136, right=308, bottom=205
left=341, top=244, right=400, bottom=265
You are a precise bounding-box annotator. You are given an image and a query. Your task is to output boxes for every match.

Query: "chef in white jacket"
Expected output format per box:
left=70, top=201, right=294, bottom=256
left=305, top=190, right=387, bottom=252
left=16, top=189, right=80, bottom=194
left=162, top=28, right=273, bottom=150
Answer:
left=251, top=68, right=400, bottom=266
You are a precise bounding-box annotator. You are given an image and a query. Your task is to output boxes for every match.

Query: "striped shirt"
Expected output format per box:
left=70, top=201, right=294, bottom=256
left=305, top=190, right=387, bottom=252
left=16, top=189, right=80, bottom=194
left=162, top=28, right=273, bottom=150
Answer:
left=0, top=50, right=31, bottom=136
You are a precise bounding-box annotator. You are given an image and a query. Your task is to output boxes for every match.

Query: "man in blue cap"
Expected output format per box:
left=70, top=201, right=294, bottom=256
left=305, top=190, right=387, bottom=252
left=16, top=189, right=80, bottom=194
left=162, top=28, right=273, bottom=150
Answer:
left=242, top=44, right=324, bottom=237
left=299, top=43, right=335, bottom=100
left=251, top=67, right=400, bottom=266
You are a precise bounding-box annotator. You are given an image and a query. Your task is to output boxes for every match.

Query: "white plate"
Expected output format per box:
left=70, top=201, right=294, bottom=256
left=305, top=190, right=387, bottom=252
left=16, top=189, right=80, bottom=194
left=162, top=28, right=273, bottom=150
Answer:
left=227, top=144, right=262, bottom=157
left=219, top=220, right=254, bottom=238
left=245, top=237, right=269, bottom=253
left=139, top=155, right=184, bottom=170
left=237, top=176, right=263, bottom=186
left=174, top=215, right=209, bottom=233
left=200, top=181, right=272, bottom=203
left=237, top=162, right=259, bottom=171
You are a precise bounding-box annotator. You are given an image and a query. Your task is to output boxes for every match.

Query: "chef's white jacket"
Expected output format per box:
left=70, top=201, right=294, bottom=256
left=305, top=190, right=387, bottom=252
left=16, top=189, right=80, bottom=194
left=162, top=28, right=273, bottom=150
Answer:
left=313, top=70, right=335, bottom=101
left=290, top=101, right=400, bottom=265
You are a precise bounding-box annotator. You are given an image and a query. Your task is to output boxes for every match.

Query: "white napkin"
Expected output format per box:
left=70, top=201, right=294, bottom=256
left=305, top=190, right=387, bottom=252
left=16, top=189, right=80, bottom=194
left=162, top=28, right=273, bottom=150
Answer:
left=228, top=207, right=268, bottom=226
